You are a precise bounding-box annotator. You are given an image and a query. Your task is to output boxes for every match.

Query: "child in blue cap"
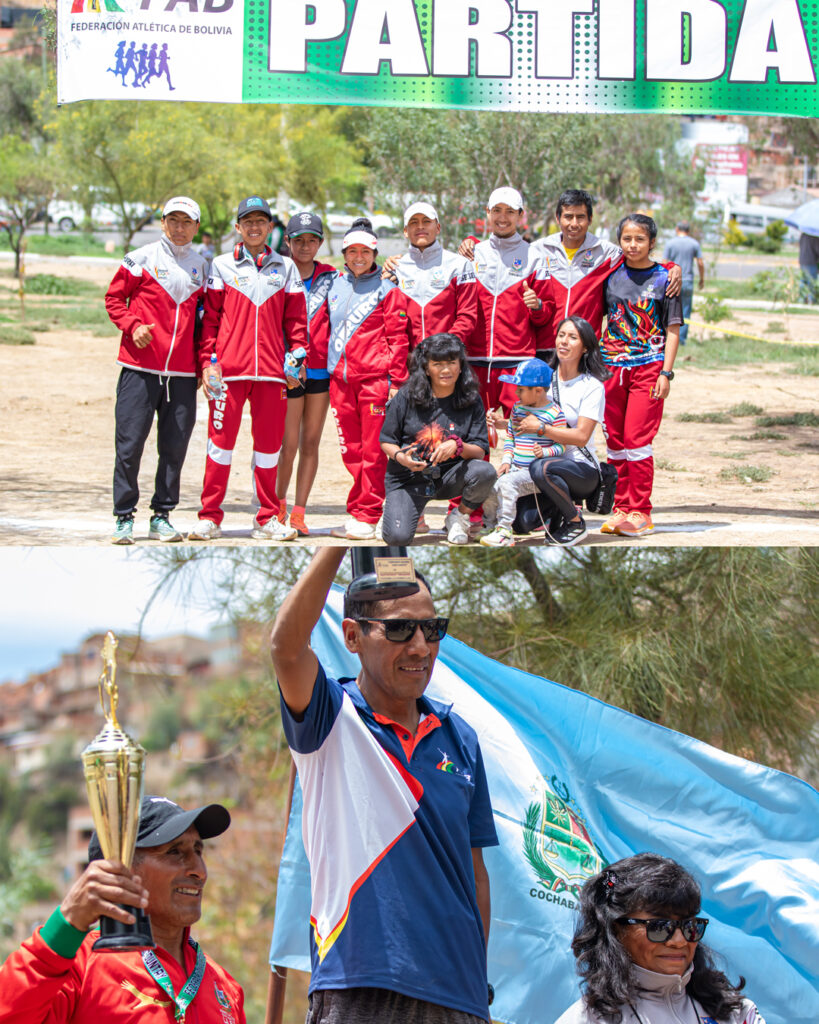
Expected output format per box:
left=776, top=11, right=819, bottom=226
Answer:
left=481, top=358, right=566, bottom=546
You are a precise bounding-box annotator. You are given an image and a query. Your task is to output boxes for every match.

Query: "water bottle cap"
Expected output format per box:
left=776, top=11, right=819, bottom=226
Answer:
left=210, top=353, right=218, bottom=364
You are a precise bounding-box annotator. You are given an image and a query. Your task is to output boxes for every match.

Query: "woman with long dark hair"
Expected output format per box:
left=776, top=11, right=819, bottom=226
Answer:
left=511, top=315, right=609, bottom=546
left=556, top=853, right=765, bottom=1024
left=380, top=333, right=496, bottom=544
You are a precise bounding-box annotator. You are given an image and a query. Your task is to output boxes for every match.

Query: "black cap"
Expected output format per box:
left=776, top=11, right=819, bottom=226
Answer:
left=88, top=795, right=231, bottom=861
left=286, top=212, right=324, bottom=239
left=236, top=196, right=272, bottom=221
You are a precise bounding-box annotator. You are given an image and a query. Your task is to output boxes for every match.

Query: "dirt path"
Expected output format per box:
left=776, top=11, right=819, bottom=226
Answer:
left=1, top=258, right=817, bottom=547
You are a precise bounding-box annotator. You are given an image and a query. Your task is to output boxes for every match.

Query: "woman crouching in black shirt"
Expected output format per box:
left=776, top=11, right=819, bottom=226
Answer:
left=380, top=333, right=497, bottom=545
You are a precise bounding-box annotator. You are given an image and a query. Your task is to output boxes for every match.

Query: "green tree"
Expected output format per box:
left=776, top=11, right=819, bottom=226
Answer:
left=0, top=134, right=58, bottom=275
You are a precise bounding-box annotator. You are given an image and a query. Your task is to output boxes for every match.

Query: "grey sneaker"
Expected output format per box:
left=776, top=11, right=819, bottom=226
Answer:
left=112, top=514, right=134, bottom=545
left=148, top=514, right=182, bottom=542
left=188, top=519, right=222, bottom=541
left=251, top=517, right=297, bottom=541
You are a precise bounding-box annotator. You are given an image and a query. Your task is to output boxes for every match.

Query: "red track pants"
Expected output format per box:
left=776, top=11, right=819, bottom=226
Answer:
left=199, top=379, right=287, bottom=526
left=329, top=376, right=389, bottom=524
left=603, top=362, right=665, bottom=515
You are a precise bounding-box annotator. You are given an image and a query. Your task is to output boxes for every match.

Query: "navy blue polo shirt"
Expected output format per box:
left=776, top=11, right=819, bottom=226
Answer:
left=280, top=662, right=498, bottom=1020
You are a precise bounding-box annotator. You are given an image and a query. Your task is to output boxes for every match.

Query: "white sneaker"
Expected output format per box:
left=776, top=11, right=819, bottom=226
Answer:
left=251, top=517, right=297, bottom=541
left=374, top=516, right=384, bottom=541
left=188, top=519, right=222, bottom=541
left=480, top=525, right=515, bottom=547
left=445, top=508, right=471, bottom=545
left=330, top=518, right=376, bottom=540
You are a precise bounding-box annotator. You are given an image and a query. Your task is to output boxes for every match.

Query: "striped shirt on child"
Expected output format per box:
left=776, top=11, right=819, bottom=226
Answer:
left=503, top=401, right=566, bottom=469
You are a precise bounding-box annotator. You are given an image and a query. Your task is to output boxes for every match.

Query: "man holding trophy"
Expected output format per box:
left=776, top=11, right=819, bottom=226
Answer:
left=0, top=632, right=244, bottom=1024
left=270, top=548, right=498, bottom=1024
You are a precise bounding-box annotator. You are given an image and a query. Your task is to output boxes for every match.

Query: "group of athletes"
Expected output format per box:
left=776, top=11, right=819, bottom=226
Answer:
left=104, top=187, right=683, bottom=546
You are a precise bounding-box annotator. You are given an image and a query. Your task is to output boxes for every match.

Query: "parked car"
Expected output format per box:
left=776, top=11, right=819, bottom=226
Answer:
left=46, top=199, right=154, bottom=232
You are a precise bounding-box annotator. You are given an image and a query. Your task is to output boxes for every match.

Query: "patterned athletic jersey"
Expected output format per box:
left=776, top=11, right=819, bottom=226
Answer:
left=602, top=263, right=683, bottom=367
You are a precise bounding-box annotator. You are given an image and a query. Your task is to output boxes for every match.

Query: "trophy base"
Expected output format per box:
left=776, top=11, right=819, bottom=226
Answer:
left=92, top=907, right=156, bottom=952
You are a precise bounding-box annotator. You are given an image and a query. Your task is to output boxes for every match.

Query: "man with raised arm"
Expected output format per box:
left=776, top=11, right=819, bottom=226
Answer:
left=0, top=795, right=244, bottom=1024
left=270, top=549, right=498, bottom=1024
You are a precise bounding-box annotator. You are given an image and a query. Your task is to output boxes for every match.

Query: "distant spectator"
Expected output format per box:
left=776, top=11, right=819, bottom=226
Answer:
left=197, top=231, right=215, bottom=273
left=798, top=231, right=819, bottom=303
left=664, top=222, right=704, bottom=343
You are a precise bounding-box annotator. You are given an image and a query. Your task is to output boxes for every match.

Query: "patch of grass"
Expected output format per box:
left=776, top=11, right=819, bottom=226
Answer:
left=718, top=465, right=774, bottom=484
left=683, top=334, right=819, bottom=372
left=655, top=458, right=684, bottom=471
left=22, top=234, right=113, bottom=258
left=33, top=302, right=114, bottom=331
left=0, top=325, right=35, bottom=345
left=678, top=411, right=732, bottom=423
left=727, top=402, right=763, bottom=416
left=24, top=274, right=98, bottom=296
left=764, top=321, right=785, bottom=334
left=712, top=452, right=746, bottom=460
left=729, top=430, right=787, bottom=441
left=755, top=412, right=819, bottom=428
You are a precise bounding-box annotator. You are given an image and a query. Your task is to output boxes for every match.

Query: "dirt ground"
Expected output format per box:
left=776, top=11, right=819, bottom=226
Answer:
left=1, top=257, right=817, bottom=547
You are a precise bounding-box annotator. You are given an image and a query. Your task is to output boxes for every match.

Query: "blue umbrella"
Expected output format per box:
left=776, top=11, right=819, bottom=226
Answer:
left=784, top=199, right=819, bottom=237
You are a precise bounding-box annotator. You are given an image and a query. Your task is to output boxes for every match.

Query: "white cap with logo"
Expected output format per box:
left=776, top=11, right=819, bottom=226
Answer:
left=403, top=201, right=439, bottom=226
left=487, top=187, right=524, bottom=211
left=162, top=196, right=201, bottom=222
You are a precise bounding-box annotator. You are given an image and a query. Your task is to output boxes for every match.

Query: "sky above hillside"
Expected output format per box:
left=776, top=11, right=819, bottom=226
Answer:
left=0, top=549, right=226, bottom=683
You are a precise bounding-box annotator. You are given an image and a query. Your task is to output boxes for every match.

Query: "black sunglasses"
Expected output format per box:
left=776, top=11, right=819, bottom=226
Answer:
left=355, top=617, right=449, bottom=643
left=619, top=917, right=709, bottom=943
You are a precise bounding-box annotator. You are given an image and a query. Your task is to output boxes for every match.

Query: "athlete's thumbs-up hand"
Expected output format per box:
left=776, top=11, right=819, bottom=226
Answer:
left=521, top=283, right=542, bottom=311
left=133, top=323, right=155, bottom=348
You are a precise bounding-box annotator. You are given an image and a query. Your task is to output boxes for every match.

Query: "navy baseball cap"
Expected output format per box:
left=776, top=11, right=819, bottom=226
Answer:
left=498, top=358, right=553, bottom=388
left=88, top=795, right=230, bottom=861
left=287, top=212, right=324, bottom=238
left=237, top=196, right=272, bottom=221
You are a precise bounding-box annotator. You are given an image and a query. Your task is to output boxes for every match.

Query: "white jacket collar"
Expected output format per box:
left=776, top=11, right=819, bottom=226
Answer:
left=632, top=963, right=694, bottom=1000
left=160, top=235, right=191, bottom=259
left=408, top=239, right=442, bottom=266
left=489, top=232, right=522, bottom=252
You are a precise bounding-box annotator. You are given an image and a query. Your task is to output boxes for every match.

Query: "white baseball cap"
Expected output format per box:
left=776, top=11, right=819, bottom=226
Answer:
left=404, top=201, right=439, bottom=226
left=162, top=196, right=201, bottom=222
left=342, top=229, right=378, bottom=250
left=487, top=187, right=523, bottom=211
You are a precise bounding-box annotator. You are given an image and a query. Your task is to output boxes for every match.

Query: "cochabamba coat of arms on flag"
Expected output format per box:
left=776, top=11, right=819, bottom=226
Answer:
left=522, top=775, right=605, bottom=901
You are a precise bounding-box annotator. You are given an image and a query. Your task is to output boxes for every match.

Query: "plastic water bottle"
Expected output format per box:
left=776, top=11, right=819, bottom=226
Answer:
left=207, top=353, right=223, bottom=399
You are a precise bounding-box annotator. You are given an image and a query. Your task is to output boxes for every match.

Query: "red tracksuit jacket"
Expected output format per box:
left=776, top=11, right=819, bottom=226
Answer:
left=325, top=266, right=410, bottom=386
left=467, top=233, right=554, bottom=363
left=200, top=244, right=308, bottom=381
left=0, top=914, right=245, bottom=1024
left=392, top=240, right=478, bottom=348
left=104, top=236, right=207, bottom=377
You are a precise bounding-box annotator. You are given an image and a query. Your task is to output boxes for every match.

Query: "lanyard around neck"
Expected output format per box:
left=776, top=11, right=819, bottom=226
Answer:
left=142, top=939, right=207, bottom=1021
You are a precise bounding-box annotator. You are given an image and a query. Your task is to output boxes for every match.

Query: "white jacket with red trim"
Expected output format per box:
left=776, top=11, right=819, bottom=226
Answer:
left=467, top=233, right=554, bottom=364
left=325, top=266, right=410, bottom=386
left=530, top=231, right=624, bottom=348
left=304, top=260, right=337, bottom=372
left=393, top=240, right=477, bottom=348
left=104, top=236, right=207, bottom=377
left=200, top=245, right=307, bottom=382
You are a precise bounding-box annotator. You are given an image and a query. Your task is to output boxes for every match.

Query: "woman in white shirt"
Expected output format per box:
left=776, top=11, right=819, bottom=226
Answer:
left=555, top=853, right=765, bottom=1024
left=515, top=316, right=608, bottom=546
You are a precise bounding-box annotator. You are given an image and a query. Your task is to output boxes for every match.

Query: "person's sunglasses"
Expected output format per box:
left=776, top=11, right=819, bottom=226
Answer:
left=355, top=617, right=449, bottom=643
left=619, top=917, right=709, bottom=943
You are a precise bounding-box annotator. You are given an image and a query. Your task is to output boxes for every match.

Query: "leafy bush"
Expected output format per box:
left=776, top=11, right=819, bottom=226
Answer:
left=698, top=294, right=730, bottom=323
left=25, top=274, right=91, bottom=296
left=723, top=221, right=746, bottom=247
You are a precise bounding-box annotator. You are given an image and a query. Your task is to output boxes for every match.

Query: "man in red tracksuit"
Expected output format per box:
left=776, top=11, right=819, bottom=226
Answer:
left=0, top=795, right=244, bottom=1024
left=104, top=195, right=206, bottom=545
left=388, top=201, right=478, bottom=348
left=188, top=196, right=308, bottom=542
left=468, top=187, right=555, bottom=418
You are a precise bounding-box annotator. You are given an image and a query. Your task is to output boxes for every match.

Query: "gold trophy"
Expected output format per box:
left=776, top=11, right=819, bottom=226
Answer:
left=81, top=631, right=155, bottom=951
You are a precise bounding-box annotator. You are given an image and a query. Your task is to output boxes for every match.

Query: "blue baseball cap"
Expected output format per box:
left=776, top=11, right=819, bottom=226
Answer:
left=237, top=195, right=272, bottom=221
left=498, top=358, right=553, bottom=388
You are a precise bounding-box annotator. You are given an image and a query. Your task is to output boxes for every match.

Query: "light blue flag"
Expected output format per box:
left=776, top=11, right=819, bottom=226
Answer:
left=269, top=587, right=819, bottom=1024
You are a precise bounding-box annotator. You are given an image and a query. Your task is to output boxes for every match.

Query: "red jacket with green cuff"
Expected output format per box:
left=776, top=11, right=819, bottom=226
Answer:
left=104, top=237, right=207, bottom=377
left=0, top=908, right=245, bottom=1024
